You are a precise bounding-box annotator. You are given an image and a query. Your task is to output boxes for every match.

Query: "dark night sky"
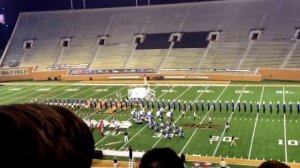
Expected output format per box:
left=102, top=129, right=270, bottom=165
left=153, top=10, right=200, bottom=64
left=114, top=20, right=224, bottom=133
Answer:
left=0, top=0, right=218, bottom=50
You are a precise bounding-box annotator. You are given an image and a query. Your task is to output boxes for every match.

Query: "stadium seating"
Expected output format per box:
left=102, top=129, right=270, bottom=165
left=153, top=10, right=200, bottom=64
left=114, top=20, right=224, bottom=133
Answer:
left=125, top=49, right=167, bottom=69
left=240, top=41, right=292, bottom=69
left=200, top=42, right=247, bottom=69
left=56, top=38, right=95, bottom=65
left=161, top=48, right=206, bottom=69
left=20, top=39, right=60, bottom=70
left=285, top=41, right=300, bottom=68
left=1, top=0, right=300, bottom=72
left=89, top=35, right=134, bottom=69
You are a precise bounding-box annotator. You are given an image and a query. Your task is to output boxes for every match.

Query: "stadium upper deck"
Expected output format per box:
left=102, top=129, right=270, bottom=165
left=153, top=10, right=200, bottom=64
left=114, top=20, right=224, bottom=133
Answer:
left=1, top=0, right=300, bottom=72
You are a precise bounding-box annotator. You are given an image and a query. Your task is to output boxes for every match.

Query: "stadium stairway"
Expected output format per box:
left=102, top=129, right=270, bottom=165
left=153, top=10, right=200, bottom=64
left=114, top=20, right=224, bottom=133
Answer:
left=284, top=40, right=300, bottom=68
left=240, top=41, right=291, bottom=69
left=161, top=48, right=206, bottom=69
left=89, top=35, right=135, bottom=70
left=56, top=38, right=95, bottom=65
left=201, top=41, right=247, bottom=70
left=125, top=49, right=167, bottom=69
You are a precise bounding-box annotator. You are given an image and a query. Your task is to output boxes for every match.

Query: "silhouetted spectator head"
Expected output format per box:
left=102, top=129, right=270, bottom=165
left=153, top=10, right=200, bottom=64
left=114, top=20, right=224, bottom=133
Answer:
left=139, top=148, right=184, bottom=168
left=258, top=160, right=290, bottom=168
left=0, top=104, right=94, bottom=168
left=180, top=153, right=186, bottom=163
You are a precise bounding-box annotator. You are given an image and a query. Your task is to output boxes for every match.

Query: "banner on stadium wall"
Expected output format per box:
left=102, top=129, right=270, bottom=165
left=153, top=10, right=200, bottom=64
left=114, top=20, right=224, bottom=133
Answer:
left=0, top=68, right=29, bottom=76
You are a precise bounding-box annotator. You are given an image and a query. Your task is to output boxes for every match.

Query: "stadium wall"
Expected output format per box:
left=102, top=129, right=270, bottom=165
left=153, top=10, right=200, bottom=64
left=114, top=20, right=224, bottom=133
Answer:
left=258, top=68, right=300, bottom=81
left=0, top=67, right=33, bottom=82
left=1, top=67, right=300, bottom=82
left=0, top=67, right=68, bottom=82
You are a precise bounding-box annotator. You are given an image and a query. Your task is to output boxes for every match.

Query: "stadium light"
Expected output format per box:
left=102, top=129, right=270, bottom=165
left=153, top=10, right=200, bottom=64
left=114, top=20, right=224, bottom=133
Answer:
left=0, top=8, right=5, bottom=25
left=70, top=0, right=74, bottom=10
left=135, top=0, right=150, bottom=7
left=82, top=0, right=86, bottom=9
left=0, top=14, right=4, bottom=25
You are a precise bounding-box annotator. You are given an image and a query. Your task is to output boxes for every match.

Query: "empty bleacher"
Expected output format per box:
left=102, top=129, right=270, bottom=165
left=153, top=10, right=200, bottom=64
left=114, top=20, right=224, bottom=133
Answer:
left=1, top=40, right=24, bottom=67
left=201, top=42, right=247, bottom=69
left=285, top=41, right=300, bottom=68
left=161, top=48, right=206, bottom=69
left=125, top=49, right=167, bottom=69
left=240, top=41, right=292, bottom=69
left=56, top=38, right=95, bottom=65
left=20, top=39, right=60, bottom=71
left=2, top=0, right=300, bottom=72
left=89, top=35, right=134, bottom=69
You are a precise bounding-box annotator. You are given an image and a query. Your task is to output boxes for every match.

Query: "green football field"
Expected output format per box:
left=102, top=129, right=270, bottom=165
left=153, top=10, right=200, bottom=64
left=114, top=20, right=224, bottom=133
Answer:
left=1, top=82, right=300, bottom=165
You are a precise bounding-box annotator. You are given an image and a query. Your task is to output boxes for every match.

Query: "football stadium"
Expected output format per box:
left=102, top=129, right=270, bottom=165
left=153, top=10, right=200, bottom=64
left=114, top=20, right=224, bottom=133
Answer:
left=0, top=0, right=300, bottom=167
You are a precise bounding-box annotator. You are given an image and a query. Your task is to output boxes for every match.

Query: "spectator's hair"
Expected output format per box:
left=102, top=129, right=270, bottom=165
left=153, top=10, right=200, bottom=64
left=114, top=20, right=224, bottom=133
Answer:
left=0, top=104, right=94, bottom=168
left=258, top=160, right=290, bottom=168
left=139, top=148, right=184, bottom=168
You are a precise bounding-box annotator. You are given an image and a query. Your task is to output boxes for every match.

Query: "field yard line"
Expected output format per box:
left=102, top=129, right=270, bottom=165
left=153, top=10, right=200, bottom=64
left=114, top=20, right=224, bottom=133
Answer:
left=0, top=85, right=41, bottom=104
left=38, top=85, right=74, bottom=99
left=248, top=85, right=265, bottom=159
left=94, top=87, right=161, bottom=145
left=179, top=84, right=229, bottom=155
left=283, top=86, right=288, bottom=163
left=0, top=85, right=31, bottom=97
left=26, top=85, right=99, bottom=104
left=101, top=86, right=125, bottom=99
left=212, top=86, right=246, bottom=157
left=283, top=86, right=286, bottom=103
left=81, top=86, right=127, bottom=119
left=94, top=86, right=163, bottom=146
left=67, top=86, right=100, bottom=98
left=1, top=85, right=68, bottom=105
left=89, top=86, right=159, bottom=121
left=283, top=114, right=287, bottom=163
left=151, top=86, right=210, bottom=149
left=83, top=87, right=129, bottom=119
left=95, top=116, right=133, bottom=146
left=119, top=86, right=186, bottom=150
left=72, top=86, right=114, bottom=115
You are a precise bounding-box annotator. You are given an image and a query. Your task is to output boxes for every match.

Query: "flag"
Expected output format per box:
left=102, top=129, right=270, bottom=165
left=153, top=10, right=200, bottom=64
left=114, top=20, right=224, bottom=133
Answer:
left=0, top=9, right=5, bottom=25
left=0, top=13, right=5, bottom=25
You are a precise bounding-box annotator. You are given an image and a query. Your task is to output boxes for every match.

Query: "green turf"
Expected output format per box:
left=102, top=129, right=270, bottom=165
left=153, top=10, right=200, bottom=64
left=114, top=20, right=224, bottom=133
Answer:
left=2, top=82, right=300, bottom=166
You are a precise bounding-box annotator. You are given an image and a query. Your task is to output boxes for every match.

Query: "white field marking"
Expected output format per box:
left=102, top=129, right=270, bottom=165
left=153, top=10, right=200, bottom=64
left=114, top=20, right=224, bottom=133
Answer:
left=94, top=116, right=133, bottom=146
left=1, top=85, right=75, bottom=105
left=2, top=85, right=73, bottom=105
left=104, top=141, right=123, bottom=146
left=119, top=86, right=189, bottom=150
left=94, top=86, right=162, bottom=145
left=87, top=86, right=158, bottom=120
left=41, top=85, right=103, bottom=105
left=0, top=85, right=42, bottom=104
left=179, top=84, right=230, bottom=155
left=0, top=85, right=35, bottom=97
left=248, top=85, right=265, bottom=159
left=82, top=86, right=127, bottom=119
left=283, top=86, right=286, bottom=103
left=283, top=86, right=288, bottom=163
left=284, top=114, right=288, bottom=163
left=212, top=86, right=246, bottom=157
left=120, top=86, right=189, bottom=149
left=0, top=85, right=31, bottom=97
left=38, top=85, right=101, bottom=104
left=93, top=86, right=149, bottom=144
left=151, top=86, right=210, bottom=148
left=40, top=85, right=101, bottom=107
left=68, top=86, right=105, bottom=99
